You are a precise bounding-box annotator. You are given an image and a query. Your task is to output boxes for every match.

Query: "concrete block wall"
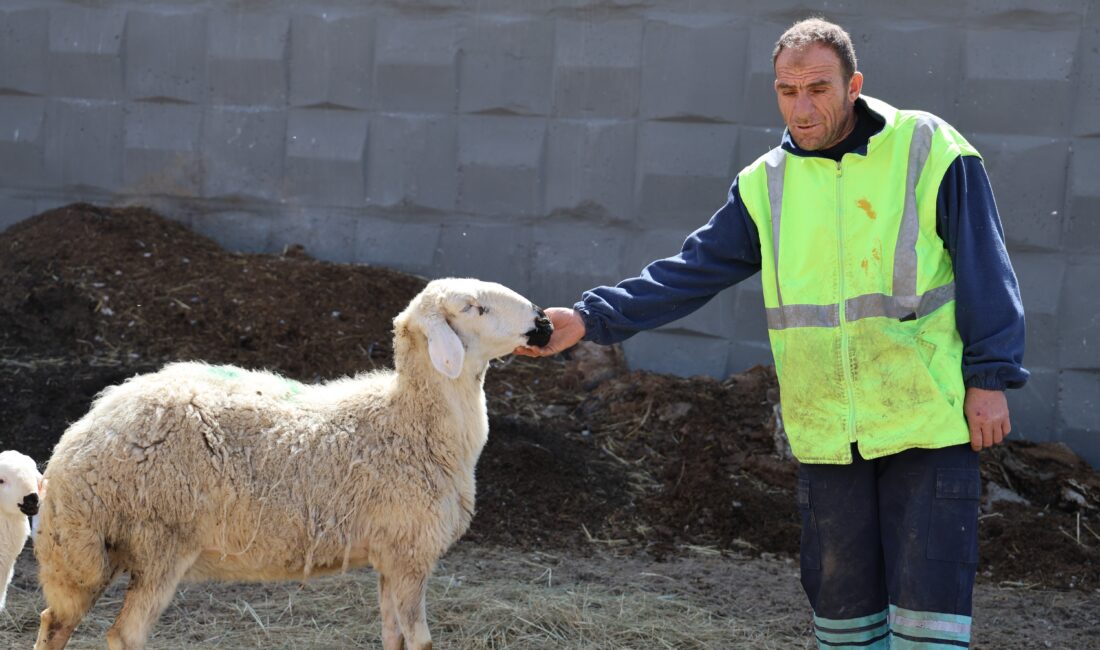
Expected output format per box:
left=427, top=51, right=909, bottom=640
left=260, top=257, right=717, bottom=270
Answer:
left=0, top=0, right=1097, bottom=465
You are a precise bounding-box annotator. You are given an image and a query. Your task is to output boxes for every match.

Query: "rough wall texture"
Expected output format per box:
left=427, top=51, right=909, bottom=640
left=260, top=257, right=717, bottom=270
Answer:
left=0, top=0, right=1096, bottom=464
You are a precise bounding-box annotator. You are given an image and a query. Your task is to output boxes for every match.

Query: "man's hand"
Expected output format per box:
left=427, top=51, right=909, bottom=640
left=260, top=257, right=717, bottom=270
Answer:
left=513, top=307, right=586, bottom=357
left=964, top=387, right=1011, bottom=451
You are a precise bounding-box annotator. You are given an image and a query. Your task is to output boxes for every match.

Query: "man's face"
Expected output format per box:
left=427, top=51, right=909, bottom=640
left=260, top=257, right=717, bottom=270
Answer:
left=774, top=43, right=863, bottom=151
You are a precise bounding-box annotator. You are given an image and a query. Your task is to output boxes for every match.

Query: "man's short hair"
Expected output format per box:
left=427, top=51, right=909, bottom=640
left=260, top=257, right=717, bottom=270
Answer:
left=772, top=18, right=858, bottom=80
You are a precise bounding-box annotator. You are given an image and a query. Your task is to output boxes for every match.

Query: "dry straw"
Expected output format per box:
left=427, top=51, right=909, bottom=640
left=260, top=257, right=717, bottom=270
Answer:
left=1, top=554, right=785, bottom=649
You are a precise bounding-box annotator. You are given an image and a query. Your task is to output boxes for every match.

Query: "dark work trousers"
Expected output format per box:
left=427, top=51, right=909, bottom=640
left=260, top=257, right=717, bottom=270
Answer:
left=798, top=443, right=980, bottom=649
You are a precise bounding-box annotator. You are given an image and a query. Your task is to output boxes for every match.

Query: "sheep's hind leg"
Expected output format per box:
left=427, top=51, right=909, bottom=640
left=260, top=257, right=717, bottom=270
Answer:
left=391, top=568, right=432, bottom=650
left=35, top=572, right=114, bottom=650
left=105, top=549, right=199, bottom=650
left=378, top=573, right=404, bottom=650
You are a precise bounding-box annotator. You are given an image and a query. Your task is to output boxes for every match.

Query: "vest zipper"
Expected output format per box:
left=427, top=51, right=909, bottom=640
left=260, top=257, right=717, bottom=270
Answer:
left=835, top=160, right=857, bottom=445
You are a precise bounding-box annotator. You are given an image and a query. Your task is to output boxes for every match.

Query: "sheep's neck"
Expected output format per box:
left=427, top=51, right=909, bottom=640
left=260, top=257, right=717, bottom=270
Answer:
left=394, top=344, right=490, bottom=469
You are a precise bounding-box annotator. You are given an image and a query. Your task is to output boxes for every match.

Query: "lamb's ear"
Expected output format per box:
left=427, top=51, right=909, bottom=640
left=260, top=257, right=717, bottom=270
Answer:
left=423, top=313, right=464, bottom=379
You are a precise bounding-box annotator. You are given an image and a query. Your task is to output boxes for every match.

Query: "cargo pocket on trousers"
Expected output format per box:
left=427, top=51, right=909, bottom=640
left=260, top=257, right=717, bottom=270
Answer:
left=927, top=468, right=981, bottom=563
left=797, top=479, right=821, bottom=571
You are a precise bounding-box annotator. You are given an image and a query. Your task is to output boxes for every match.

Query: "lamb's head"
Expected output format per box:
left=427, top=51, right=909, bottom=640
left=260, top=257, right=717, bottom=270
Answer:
left=394, top=278, right=553, bottom=379
left=0, top=451, right=42, bottom=518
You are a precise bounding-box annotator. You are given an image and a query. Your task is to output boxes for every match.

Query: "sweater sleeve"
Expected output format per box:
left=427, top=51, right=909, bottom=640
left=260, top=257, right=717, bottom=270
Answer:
left=575, top=179, right=762, bottom=345
left=936, top=155, right=1029, bottom=390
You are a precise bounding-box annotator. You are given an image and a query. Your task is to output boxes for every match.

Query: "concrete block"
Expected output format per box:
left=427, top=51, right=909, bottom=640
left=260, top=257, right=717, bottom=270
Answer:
left=1059, top=428, right=1100, bottom=470
left=1011, top=252, right=1066, bottom=367
left=545, top=119, right=635, bottom=219
left=208, top=13, right=289, bottom=106
left=44, top=99, right=123, bottom=191
left=48, top=6, right=126, bottom=100
left=530, top=224, right=623, bottom=308
left=1059, top=370, right=1100, bottom=433
left=619, top=227, right=698, bottom=279
left=434, top=222, right=532, bottom=293
left=457, top=115, right=545, bottom=217
left=621, top=330, right=730, bottom=379
left=1072, top=12, right=1100, bottom=136
left=366, top=113, right=456, bottom=212
left=636, top=121, right=739, bottom=229
left=284, top=109, right=369, bottom=207
left=0, top=96, right=47, bottom=186
left=201, top=107, right=286, bottom=201
left=1006, top=367, right=1058, bottom=443
left=289, top=14, right=373, bottom=109
left=736, top=125, right=782, bottom=170
left=0, top=195, right=40, bottom=232
left=123, top=102, right=202, bottom=196
left=640, top=18, right=747, bottom=122
left=850, top=22, right=963, bottom=120
left=1065, top=138, right=1100, bottom=253
left=1058, top=260, right=1100, bottom=369
left=968, top=134, right=1067, bottom=251
left=459, top=17, right=554, bottom=116
left=373, top=16, right=459, bottom=112
left=124, top=10, right=207, bottom=103
left=553, top=18, right=642, bottom=118
left=354, top=216, right=441, bottom=276
left=739, top=21, right=787, bottom=127
left=189, top=210, right=273, bottom=254
left=956, top=28, right=1075, bottom=136
left=268, top=208, right=359, bottom=264
left=0, top=8, right=49, bottom=95
left=727, top=340, right=775, bottom=376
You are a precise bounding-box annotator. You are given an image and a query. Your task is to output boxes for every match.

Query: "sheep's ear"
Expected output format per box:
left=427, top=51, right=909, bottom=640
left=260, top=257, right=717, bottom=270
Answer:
left=423, top=314, right=464, bottom=379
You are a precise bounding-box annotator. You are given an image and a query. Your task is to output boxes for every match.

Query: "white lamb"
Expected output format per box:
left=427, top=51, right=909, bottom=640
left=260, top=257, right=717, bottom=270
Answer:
left=0, top=450, right=42, bottom=610
left=32, top=278, right=553, bottom=650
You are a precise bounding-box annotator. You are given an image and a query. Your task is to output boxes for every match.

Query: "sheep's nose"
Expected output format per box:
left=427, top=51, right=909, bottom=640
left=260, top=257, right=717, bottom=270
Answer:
left=19, top=493, right=38, bottom=517
left=526, top=309, right=553, bottom=347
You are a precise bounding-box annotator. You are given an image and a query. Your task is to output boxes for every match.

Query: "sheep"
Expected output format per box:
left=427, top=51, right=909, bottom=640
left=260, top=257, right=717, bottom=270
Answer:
left=32, top=278, right=553, bottom=650
left=0, top=450, right=42, bottom=610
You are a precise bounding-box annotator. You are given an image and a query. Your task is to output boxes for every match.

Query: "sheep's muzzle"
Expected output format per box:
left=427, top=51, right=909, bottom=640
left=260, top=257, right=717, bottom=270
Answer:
left=19, top=492, right=38, bottom=516
left=526, top=309, right=553, bottom=347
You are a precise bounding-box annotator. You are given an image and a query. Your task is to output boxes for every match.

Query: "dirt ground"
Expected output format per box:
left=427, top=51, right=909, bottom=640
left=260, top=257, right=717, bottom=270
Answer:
left=1, top=204, right=1098, bottom=647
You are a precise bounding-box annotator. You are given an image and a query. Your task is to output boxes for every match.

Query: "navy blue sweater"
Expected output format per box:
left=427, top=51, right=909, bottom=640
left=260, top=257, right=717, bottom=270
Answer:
left=576, top=98, right=1028, bottom=391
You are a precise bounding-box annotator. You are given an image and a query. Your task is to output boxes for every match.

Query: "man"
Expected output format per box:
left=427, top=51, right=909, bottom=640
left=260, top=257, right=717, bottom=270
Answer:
left=516, top=17, right=1027, bottom=650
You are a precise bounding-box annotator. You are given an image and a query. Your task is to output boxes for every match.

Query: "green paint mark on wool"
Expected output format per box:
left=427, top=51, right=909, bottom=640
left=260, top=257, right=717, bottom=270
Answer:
left=206, top=365, right=304, bottom=399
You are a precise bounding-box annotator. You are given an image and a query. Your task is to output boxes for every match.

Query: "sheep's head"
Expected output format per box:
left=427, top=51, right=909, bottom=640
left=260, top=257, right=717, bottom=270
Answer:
left=0, top=451, right=42, bottom=518
left=395, top=279, right=553, bottom=379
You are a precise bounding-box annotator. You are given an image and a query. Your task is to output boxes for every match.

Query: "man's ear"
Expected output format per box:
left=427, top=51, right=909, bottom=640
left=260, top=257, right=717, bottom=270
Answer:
left=848, top=71, right=864, bottom=101
left=422, top=313, right=464, bottom=379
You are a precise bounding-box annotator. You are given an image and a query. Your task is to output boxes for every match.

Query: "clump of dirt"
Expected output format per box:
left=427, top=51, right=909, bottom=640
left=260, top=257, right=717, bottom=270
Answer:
left=1, top=203, right=1097, bottom=592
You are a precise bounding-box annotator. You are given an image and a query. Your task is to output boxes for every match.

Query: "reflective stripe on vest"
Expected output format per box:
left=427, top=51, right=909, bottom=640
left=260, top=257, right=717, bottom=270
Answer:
left=762, top=115, right=951, bottom=331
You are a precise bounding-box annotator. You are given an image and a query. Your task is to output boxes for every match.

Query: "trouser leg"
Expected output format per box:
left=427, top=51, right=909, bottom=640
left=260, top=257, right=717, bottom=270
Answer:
left=798, top=450, right=890, bottom=649
left=878, top=444, right=979, bottom=648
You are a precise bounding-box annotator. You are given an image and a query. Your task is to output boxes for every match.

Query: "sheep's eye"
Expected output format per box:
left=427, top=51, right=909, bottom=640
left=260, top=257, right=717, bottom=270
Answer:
left=477, top=306, right=488, bottom=316
left=0, top=479, right=5, bottom=485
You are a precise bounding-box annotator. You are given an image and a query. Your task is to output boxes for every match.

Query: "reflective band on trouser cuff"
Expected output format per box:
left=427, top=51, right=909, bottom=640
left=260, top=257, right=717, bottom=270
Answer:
left=888, top=606, right=972, bottom=648
left=766, top=303, right=840, bottom=330
left=813, top=611, right=890, bottom=649
left=845, top=282, right=955, bottom=322
left=893, top=115, right=940, bottom=298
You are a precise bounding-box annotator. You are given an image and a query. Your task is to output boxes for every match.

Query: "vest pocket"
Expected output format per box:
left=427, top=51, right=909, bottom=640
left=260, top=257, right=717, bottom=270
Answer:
left=797, top=479, right=822, bottom=571
left=926, top=468, right=981, bottom=563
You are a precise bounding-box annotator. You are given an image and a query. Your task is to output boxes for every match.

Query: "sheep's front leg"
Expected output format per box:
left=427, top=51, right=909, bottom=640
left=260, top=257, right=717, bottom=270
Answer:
left=378, top=573, right=403, bottom=650
left=390, top=568, right=432, bottom=650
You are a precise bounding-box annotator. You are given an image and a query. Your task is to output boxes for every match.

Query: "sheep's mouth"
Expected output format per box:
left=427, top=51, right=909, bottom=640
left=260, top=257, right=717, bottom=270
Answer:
left=19, top=493, right=38, bottom=517
left=526, top=310, right=553, bottom=347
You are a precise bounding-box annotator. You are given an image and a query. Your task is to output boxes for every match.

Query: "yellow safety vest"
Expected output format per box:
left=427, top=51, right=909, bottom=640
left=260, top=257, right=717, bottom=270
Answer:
left=738, top=96, right=978, bottom=464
